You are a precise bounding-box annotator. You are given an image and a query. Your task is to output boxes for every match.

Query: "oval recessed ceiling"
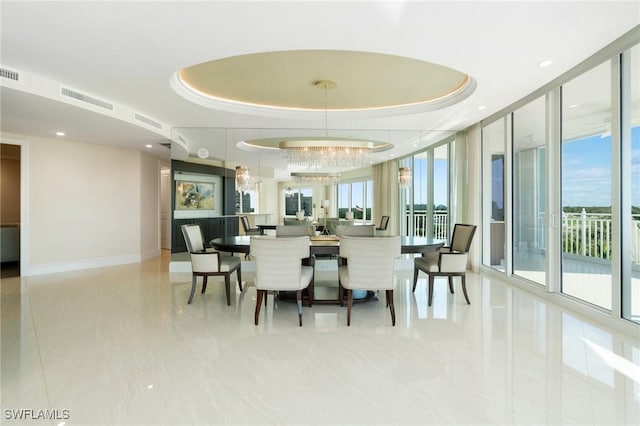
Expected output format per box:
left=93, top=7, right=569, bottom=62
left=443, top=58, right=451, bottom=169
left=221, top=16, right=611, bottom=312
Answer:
left=171, top=50, right=476, bottom=119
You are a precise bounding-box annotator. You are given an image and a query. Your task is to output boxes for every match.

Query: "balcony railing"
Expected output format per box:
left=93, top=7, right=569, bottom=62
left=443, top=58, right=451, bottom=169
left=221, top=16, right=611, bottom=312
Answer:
left=563, top=209, right=640, bottom=264
left=404, top=208, right=640, bottom=265
left=404, top=211, right=449, bottom=240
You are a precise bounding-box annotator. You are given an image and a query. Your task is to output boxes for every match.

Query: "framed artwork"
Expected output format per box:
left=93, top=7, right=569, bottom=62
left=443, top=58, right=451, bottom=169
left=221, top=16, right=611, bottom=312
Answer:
left=175, top=180, right=215, bottom=210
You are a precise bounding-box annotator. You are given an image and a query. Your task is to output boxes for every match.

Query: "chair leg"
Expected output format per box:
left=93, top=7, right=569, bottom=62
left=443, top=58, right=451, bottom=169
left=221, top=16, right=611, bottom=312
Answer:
left=224, top=274, right=231, bottom=306
left=255, top=289, right=264, bottom=325
left=296, top=290, right=303, bottom=327
left=387, top=289, right=396, bottom=326
left=448, top=276, right=455, bottom=294
left=188, top=275, right=197, bottom=304
left=237, top=267, right=243, bottom=292
left=201, top=276, right=208, bottom=294
left=461, top=274, right=470, bottom=304
left=412, top=267, right=419, bottom=292
left=428, top=275, right=435, bottom=306
left=347, top=289, right=353, bottom=326
left=339, top=284, right=344, bottom=307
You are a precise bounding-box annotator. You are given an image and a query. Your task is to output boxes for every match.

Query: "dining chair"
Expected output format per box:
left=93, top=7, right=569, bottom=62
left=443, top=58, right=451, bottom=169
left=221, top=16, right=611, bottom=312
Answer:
left=336, top=224, right=375, bottom=237
left=376, top=215, right=390, bottom=231
left=240, top=215, right=260, bottom=235
left=338, top=236, right=401, bottom=326
left=412, top=223, right=477, bottom=306
left=181, top=224, right=242, bottom=306
left=275, top=225, right=315, bottom=237
left=250, top=236, right=314, bottom=326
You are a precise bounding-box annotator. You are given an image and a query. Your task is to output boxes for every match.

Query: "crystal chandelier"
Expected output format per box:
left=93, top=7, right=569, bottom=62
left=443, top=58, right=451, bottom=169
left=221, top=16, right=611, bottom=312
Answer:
left=291, top=172, right=341, bottom=185
left=281, top=138, right=374, bottom=168
left=279, top=80, right=376, bottom=168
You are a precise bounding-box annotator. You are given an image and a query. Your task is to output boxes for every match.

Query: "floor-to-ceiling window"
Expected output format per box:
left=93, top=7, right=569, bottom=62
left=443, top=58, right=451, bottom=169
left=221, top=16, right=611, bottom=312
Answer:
left=513, top=96, right=547, bottom=286
left=624, top=43, right=639, bottom=324
left=336, top=179, right=373, bottom=220
left=561, top=61, right=612, bottom=310
left=479, top=33, right=640, bottom=326
left=433, top=144, right=449, bottom=240
left=482, top=119, right=506, bottom=269
left=401, top=140, right=451, bottom=238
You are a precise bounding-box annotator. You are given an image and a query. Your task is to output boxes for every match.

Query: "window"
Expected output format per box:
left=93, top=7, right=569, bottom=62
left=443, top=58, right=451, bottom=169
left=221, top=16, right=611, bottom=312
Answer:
left=513, top=96, right=547, bottom=286
left=336, top=179, right=373, bottom=220
left=284, top=187, right=312, bottom=216
left=482, top=119, right=506, bottom=269
left=401, top=140, right=451, bottom=238
left=561, top=60, right=612, bottom=310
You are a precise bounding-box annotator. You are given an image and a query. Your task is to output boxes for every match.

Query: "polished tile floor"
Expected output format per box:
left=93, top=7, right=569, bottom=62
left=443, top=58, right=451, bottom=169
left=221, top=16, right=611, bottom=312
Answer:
left=2, top=250, right=639, bottom=425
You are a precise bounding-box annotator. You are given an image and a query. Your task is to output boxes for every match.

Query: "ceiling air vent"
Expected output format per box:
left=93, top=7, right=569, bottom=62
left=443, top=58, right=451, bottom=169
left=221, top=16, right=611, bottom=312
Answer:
left=0, top=67, right=20, bottom=81
left=134, top=113, right=162, bottom=129
left=159, top=142, right=171, bottom=149
left=60, top=87, right=113, bottom=110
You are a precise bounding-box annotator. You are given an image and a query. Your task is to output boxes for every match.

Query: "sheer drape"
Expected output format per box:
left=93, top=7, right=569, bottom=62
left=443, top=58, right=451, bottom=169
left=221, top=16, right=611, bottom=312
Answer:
left=373, top=161, right=399, bottom=235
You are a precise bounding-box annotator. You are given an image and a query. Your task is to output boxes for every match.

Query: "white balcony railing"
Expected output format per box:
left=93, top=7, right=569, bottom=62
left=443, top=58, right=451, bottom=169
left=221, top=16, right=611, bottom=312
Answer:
left=404, top=208, right=640, bottom=265
left=404, top=211, right=449, bottom=240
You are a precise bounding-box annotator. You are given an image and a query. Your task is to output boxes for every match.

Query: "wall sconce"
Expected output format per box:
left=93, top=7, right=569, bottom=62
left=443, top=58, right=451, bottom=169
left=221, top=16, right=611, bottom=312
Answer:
left=398, top=167, right=411, bottom=188
left=235, top=166, right=250, bottom=191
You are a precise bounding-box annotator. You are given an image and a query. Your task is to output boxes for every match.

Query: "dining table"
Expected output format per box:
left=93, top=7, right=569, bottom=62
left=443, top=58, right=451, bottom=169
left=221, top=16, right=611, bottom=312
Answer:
left=210, top=235, right=445, bottom=305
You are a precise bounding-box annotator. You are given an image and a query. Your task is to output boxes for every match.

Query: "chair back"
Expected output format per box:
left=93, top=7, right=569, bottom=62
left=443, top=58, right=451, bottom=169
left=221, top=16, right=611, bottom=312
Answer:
left=250, top=236, right=311, bottom=290
left=276, top=225, right=315, bottom=237
left=339, top=236, right=401, bottom=290
left=449, top=224, right=477, bottom=252
left=240, top=216, right=251, bottom=233
left=378, top=215, right=390, bottom=230
left=325, top=218, right=342, bottom=235
left=336, top=224, right=375, bottom=237
left=181, top=224, right=205, bottom=252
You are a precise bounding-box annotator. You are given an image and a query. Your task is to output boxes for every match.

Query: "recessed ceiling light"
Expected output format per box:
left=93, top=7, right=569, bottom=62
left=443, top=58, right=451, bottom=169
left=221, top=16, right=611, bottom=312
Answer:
left=478, top=105, right=486, bottom=111
left=570, top=104, right=579, bottom=108
left=538, top=59, right=553, bottom=68
left=145, top=144, right=153, bottom=148
left=55, top=131, right=65, bottom=136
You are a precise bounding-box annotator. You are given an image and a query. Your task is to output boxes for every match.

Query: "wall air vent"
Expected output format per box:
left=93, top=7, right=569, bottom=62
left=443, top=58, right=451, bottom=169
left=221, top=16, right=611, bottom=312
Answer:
left=60, top=87, right=113, bottom=110
left=0, top=67, right=20, bottom=81
left=134, top=113, right=162, bottom=129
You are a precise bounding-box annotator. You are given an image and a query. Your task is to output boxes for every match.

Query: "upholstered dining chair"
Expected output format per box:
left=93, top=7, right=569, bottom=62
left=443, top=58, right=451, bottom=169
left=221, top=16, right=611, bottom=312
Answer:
left=336, top=224, right=375, bottom=237
left=275, top=225, right=315, bottom=237
left=412, top=223, right=477, bottom=306
left=240, top=215, right=260, bottom=235
left=376, top=215, right=390, bottom=231
left=338, top=236, right=401, bottom=326
left=181, top=224, right=242, bottom=306
left=250, top=236, right=314, bottom=326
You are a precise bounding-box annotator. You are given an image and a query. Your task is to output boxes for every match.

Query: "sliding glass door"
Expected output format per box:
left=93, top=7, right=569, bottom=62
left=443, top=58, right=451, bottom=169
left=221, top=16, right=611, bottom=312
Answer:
left=512, top=96, right=547, bottom=286
left=561, top=61, right=612, bottom=310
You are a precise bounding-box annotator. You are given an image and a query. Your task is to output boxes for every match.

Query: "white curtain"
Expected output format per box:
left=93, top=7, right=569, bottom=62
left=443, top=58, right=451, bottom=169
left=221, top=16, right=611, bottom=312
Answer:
left=373, top=160, right=399, bottom=235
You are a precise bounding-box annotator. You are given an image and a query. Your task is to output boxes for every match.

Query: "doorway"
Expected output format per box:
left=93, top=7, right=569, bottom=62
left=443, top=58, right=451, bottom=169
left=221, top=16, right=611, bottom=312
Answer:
left=0, top=143, right=21, bottom=277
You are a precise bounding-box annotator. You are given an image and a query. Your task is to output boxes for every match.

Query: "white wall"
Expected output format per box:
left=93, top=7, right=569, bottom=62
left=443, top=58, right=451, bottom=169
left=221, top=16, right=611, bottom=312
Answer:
left=21, top=135, right=160, bottom=275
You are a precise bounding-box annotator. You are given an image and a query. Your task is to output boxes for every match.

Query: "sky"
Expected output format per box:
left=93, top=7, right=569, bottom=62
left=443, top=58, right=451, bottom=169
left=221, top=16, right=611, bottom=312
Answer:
left=562, top=127, right=640, bottom=207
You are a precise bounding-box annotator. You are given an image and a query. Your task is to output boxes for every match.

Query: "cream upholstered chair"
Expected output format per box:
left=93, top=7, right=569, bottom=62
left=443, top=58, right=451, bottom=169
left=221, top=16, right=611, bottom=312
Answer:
left=275, top=225, right=315, bottom=237
left=376, top=215, right=390, bottom=231
left=240, top=216, right=260, bottom=235
left=250, top=236, right=314, bottom=326
left=338, top=236, right=401, bottom=326
left=336, top=224, right=375, bottom=237
left=181, top=224, right=242, bottom=306
left=412, top=223, right=477, bottom=306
